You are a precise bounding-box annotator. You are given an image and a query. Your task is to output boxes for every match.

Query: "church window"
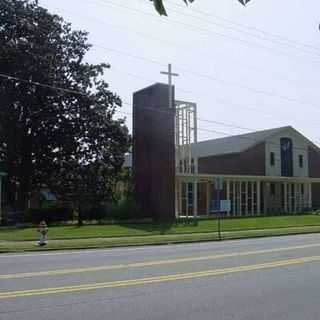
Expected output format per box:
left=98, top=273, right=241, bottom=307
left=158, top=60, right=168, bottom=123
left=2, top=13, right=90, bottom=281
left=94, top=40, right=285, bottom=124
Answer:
left=299, top=155, right=304, bottom=168
left=270, top=152, right=275, bottom=166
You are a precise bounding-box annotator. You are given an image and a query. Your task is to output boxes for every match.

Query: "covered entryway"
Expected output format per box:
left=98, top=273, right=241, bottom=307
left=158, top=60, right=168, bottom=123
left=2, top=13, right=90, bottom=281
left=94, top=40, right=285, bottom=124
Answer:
left=176, top=174, right=319, bottom=218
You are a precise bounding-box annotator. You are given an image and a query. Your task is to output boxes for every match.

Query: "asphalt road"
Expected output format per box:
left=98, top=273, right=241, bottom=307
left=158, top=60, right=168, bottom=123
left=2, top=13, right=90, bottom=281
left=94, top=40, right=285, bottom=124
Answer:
left=0, top=233, right=320, bottom=320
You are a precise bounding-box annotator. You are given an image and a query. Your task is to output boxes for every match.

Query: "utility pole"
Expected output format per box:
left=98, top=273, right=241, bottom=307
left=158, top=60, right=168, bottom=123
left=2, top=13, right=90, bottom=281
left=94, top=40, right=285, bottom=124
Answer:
left=160, top=63, right=179, bottom=109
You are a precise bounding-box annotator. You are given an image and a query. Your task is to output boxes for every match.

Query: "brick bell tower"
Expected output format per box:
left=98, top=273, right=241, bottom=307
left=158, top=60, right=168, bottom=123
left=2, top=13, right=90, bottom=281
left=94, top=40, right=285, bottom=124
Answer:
left=132, top=83, right=176, bottom=220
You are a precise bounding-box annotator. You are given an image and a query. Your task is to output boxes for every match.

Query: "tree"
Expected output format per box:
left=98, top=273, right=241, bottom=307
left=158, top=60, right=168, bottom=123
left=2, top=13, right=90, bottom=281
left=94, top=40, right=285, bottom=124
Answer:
left=0, top=0, right=130, bottom=213
left=152, top=0, right=251, bottom=16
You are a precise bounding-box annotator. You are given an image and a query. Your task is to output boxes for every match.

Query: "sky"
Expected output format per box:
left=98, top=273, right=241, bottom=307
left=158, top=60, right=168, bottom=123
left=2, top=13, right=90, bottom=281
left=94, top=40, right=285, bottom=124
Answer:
left=39, top=0, right=320, bottom=145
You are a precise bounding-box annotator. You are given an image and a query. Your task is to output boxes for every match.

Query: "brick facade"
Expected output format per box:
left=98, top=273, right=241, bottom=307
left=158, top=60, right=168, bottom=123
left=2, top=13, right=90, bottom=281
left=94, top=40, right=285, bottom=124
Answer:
left=198, top=143, right=266, bottom=176
left=133, top=83, right=175, bottom=220
left=308, top=147, right=320, bottom=208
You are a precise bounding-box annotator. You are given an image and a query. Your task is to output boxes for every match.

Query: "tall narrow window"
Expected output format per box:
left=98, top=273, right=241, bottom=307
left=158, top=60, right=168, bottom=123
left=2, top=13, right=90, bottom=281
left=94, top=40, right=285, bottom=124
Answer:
left=270, top=152, right=275, bottom=166
left=270, top=183, right=276, bottom=196
left=280, top=138, right=293, bottom=177
left=299, top=155, right=304, bottom=168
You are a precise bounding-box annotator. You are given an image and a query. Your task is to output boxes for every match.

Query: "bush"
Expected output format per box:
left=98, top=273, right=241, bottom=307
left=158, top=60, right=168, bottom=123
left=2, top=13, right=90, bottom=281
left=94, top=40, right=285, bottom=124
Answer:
left=109, top=197, right=141, bottom=220
left=79, top=205, right=107, bottom=222
left=78, top=198, right=142, bottom=222
left=25, top=207, right=74, bottom=224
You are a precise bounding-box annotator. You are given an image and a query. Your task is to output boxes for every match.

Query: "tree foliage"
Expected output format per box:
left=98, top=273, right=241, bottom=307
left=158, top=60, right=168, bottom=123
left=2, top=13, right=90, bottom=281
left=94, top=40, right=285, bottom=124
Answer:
left=152, top=0, right=251, bottom=16
left=0, top=0, right=130, bottom=212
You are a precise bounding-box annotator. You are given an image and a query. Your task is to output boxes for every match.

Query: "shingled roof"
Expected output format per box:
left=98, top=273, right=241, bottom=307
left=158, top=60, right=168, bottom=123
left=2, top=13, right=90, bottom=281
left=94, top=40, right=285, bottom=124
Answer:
left=192, top=126, right=319, bottom=158
left=124, top=126, right=319, bottom=167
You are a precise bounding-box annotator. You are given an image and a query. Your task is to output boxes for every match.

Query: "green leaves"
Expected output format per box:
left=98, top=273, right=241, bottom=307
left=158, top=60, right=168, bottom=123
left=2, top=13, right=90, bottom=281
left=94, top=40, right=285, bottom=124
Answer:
left=238, top=0, right=251, bottom=5
left=152, top=0, right=168, bottom=16
left=152, top=0, right=194, bottom=16
left=0, top=0, right=131, bottom=211
left=152, top=0, right=251, bottom=16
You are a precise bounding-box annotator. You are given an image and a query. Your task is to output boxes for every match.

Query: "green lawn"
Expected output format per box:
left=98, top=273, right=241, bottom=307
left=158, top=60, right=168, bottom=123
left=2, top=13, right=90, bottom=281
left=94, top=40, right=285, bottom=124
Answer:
left=1, top=225, right=320, bottom=253
left=1, top=215, right=320, bottom=242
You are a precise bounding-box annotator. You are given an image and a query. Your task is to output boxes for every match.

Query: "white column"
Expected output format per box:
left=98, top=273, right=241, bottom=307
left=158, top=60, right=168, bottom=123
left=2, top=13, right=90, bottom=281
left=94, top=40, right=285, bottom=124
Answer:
left=239, top=181, right=242, bottom=216
left=308, top=183, right=312, bottom=209
left=245, top=181, right=249, bottom=216
left=257, top=181, right=261, bottom=215
left=206, top=181, right=210, bottom=216
left=293, top=183, right=298, bottom=213
left=178, top=181, right=183, bottom=217
left=193, top=181, right=198, bottom=217
left=175, top=179, right=178, bottom=218
left=0, top=177, right=2, bottom=223
left=287, top=183, right=291, bottom=213
left=185, top=182, right=189, bottom=217
left=233, top=181, right=236, bottom=216
left=284, top=182, right=288, bottom=213
left=226, top=180, right=230, bottom=216
left=298, top=183, right=302, bottom=212
left=290, top=183, right=294, bottom=212
left=251, top=182, right=254, bottom=215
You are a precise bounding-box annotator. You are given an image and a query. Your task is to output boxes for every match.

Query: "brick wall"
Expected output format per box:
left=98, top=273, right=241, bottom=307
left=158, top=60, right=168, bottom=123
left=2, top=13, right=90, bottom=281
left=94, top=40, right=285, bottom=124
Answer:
left=133, top=83, right=175, bottom=220
left=198, top=143, right=265, bottom=176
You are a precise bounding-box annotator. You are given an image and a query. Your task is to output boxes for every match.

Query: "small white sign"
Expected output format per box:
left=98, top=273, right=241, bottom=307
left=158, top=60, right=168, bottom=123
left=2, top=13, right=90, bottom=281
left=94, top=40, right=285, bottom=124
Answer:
left=220, top=200, right=231, bottom=212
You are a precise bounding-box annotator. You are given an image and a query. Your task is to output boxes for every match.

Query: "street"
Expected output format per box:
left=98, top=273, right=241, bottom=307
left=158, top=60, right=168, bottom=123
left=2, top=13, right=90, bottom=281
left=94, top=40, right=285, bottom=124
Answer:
left=0, top=233, right=320, bottom=320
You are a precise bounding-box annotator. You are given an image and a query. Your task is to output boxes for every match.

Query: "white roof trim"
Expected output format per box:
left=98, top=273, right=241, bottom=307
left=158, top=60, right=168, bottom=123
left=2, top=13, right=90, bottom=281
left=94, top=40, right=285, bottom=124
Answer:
left=177, top=173, right=320, bottom=183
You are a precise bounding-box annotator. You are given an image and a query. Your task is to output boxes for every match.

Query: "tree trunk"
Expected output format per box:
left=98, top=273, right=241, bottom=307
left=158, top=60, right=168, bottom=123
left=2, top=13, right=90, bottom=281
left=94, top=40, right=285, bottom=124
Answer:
left=17, top=177, right=31, bottom=212
left=77, top=205, right=83, bottom=226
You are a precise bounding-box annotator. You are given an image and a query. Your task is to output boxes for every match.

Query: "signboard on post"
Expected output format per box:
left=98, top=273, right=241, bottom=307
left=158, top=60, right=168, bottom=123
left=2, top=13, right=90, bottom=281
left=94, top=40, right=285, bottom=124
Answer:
left=220, top=200, right=231, bottom=212
left=210, top=200, right=221, bottom=213
left=210, top=200, right=231, bottom=213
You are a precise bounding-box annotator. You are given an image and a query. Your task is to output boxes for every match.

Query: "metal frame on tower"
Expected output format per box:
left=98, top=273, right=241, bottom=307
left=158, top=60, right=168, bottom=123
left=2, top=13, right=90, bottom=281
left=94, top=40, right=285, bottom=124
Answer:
left=175, top=100, right=198, bottom=174
left=175, top=100, right=198, bottom=218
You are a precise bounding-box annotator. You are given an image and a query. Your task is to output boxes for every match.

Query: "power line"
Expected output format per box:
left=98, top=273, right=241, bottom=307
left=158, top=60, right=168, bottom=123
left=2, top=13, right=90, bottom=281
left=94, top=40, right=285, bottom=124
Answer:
left=116, top=103, right=320, bottom=150
left=92, top=44, right=320, bottom=113
left=47, top=4, right=319, bottom=91
left=0, top=73, right=86, bottom=96
left=165, top=0, right=320, bottom=53
left=1, top=70, right=319, bottom=149
left=108, top=66, right=320, bottom=129
left=2, top=3, right=319, bottom=136
left=3, top=1, right=320, bottom=112
left=141, top=0, right=320, bottom=57
left=0, top=71, right=279, bottom=136
left=0, top=70, right=259, bottom=138
left=95, top=0, right=320, bottom=63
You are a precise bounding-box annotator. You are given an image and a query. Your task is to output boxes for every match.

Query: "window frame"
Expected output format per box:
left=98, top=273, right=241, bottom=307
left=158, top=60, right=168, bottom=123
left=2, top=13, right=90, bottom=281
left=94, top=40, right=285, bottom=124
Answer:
left=299, top=154, right=304, bottom=168
left=270, top=152, right=275, bottom=166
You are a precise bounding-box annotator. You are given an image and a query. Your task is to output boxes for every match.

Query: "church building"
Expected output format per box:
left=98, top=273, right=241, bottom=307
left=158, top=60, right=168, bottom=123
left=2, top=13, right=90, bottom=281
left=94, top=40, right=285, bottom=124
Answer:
left=131, top=82, right=320, bottom=220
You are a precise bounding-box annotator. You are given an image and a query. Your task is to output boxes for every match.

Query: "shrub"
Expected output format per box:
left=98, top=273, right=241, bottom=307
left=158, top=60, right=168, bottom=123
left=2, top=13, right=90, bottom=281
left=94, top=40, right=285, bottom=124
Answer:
left=109, top=197, right=141, bottom=220
left=79, top=205, right=107, bottom=222
left=25, top=207, right=74, bottom=224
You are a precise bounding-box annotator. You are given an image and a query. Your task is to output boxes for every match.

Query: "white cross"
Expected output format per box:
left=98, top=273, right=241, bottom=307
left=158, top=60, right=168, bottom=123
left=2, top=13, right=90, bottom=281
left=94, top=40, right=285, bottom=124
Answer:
left=160, top=64, right=179, bottom=109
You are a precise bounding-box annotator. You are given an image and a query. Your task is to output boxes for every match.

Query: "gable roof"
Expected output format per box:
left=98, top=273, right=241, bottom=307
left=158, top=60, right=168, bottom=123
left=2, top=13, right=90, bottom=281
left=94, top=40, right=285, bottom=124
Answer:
left=191, top=126, right=319, bottom=158
left=124, top=126, right=320, bottom=167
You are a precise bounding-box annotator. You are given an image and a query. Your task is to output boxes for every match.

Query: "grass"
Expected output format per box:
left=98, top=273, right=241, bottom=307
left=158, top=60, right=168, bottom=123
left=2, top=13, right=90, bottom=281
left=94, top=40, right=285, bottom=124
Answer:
left=1, top=214, right=320, bottom=252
